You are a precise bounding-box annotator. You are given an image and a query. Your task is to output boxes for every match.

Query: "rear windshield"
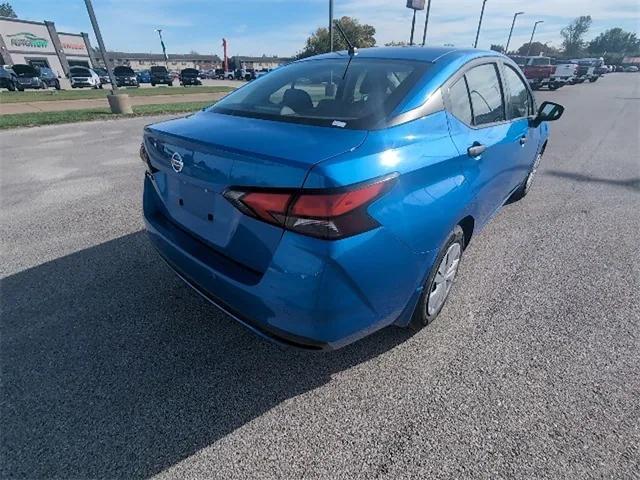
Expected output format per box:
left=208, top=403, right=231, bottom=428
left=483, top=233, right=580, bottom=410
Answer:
left=114, top=66, right=134, bottom=76
left=70, top=68, right=91, bottom=77
left=209, top=57, right=429, bottom=129
left=151, top=66, right=168, bottom=73
left=12, top=65, right=37, bottom=76
left=181, top=68, right=199, bottom=76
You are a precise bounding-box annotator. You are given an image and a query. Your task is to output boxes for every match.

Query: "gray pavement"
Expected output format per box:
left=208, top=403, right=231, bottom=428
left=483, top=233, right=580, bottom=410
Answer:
left=1, top=73, right=639, bottom=479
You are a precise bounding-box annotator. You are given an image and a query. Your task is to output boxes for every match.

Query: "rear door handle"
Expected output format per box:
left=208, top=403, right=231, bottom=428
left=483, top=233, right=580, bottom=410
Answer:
left=467, top=142, right=486, bottom=158
left=520, top=136, right=528, bottom=145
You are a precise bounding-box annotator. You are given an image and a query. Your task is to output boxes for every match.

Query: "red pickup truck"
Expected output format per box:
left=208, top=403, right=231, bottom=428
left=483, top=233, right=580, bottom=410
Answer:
left=510, top=56, right=569, bottom=90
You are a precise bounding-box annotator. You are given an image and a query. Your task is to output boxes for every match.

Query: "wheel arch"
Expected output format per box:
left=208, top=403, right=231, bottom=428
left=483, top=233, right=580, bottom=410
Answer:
left=458, top=215, right=475, bottom=249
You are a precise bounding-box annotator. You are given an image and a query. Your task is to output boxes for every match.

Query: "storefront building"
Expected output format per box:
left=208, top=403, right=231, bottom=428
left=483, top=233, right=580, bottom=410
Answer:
left=0, top=16, right=94, bottom=77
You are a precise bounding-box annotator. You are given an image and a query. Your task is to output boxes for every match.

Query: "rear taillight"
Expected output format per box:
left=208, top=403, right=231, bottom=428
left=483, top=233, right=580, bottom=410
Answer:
left=224, top=174, right=397, bottom=240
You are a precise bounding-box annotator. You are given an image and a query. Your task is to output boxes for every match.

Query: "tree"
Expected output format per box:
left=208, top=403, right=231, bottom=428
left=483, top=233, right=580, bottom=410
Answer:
left=515, top=42, right=560, bottom=57
left=561, top=15, right=592, bottom=56
left=490, top=44, right=504, bottom=53
left=588, top=28, right=640, bottom=54
left=0, top=2, right=17, bottom=17
left=297, top=16, right=375, bottom=59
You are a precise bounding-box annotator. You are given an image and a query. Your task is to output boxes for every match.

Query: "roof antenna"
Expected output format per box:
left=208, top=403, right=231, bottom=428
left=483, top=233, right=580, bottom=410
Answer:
left=333, top=20, right=357, bottom=56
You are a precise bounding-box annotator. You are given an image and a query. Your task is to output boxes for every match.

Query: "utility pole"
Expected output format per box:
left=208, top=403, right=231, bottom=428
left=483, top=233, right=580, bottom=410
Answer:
left=329, top=0, right=334, bottom=52
left=83, top=0, right=132, bottom=113
left=526, top=20, right=544, bottom=56
left=505, top=11, right=524, bottom=54
left=156, top=29, right=168, bottom=67
left=473, top=0, right=488, bottom=48
left=409, top=8, right=417, bottom=45
left=421, top=0, right=432, bottom=46
left=83, top=0, right=117, bottom=92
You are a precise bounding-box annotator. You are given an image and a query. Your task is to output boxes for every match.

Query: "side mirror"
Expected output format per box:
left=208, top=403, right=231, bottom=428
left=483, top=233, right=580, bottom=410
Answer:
left=531, top=101, right=564, bottom=127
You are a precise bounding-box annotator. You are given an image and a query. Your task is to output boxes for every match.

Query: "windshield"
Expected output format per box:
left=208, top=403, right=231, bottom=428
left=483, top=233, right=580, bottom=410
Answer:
left=114, top=66, right=135, bottom=76
left=209, top=57, right=429, bottom=129
left=12, top=65, right=38, bottom=77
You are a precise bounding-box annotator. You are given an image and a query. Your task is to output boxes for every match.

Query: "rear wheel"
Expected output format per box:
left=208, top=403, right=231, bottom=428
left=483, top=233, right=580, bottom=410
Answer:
left=409, top=226, right=465, bottom=331
left=54, top=80, right=61, bottom=90
left=7, top=81, right=15, bottom=91
left=589, top=76, right=599, bottom=83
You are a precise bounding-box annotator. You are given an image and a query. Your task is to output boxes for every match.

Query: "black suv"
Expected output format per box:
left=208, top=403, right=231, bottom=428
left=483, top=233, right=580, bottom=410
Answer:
left=12, top=64, right=46, bottom=89
left=150, top=66, right=173, bottom=86
left=179, top=68, right=202, bottom=86
left=113, top=66, right=139, bottom=87
left=38, top=67, right=61, bottom=89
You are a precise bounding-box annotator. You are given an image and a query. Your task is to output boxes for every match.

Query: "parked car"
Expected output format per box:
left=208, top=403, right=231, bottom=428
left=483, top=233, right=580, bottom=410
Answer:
left=570, top=58, right=604, bottom=83
left=140, top=47, right=564, bottom=350
left=93, top=67, right=111, bottom=85
left=0, top=65, right=23, bottom=91
left=550, top=60, right=578, bottom=87
left=69, top=66, right=102, bottom=88
left=215, top=68, right=235, bottom=80
left=624, top=65, right=639, bottom=72
left=11, top=64, right=46, bottom=89
left=179, top=68, right=202, bottom=86
left=150, top=66, right=173, bottom=86
left=37, top=67, right=61, bottom=90
left=113, top=66, right=139, bottom=87
left=255, top=68, right=274, bottom=79
left=136, top=69, right=152, bottom=83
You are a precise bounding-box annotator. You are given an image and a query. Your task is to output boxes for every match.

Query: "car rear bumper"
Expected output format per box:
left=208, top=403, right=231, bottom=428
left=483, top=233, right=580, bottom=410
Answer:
left=143, top=174, right=434, bottom=349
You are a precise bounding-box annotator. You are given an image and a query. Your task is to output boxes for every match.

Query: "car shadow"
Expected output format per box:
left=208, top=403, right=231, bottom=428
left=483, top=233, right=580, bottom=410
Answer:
left=1, top=231, right=412, bottom=479
left=546, top=170, right=640, bottom=192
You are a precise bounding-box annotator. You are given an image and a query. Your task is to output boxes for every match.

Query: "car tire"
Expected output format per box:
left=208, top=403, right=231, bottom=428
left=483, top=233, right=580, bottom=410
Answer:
left=55, top=80, right=61, bottom=90
left=589, top=77, right=598, bottom=83
left=509, top=151, right=543, bottom=203
left=7, top=81, right=16, bottom=91
left=409, top=225, right=465, bottom=331
left=151, top=82, right=156, bottom=86
left=168, top=81, right=173, bottom=86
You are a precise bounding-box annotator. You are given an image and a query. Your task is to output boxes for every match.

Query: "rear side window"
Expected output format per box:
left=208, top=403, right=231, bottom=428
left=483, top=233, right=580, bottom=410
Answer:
left=448, top=77, right=473, bottom=125
left=503, top=65, right=532, bottom=119
left=464, top=64, right=505, bottom=126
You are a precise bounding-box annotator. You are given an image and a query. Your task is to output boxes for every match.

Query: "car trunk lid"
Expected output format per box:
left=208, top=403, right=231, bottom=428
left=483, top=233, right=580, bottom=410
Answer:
left=144, top=111, right=367, bottom=273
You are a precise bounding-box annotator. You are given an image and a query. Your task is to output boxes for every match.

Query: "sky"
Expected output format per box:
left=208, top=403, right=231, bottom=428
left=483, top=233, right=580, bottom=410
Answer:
left=13, top=0, right=640, bottom=58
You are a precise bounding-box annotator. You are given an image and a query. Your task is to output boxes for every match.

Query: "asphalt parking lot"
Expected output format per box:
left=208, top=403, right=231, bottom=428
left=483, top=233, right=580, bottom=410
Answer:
left=1, top=74, right=639, bottom=479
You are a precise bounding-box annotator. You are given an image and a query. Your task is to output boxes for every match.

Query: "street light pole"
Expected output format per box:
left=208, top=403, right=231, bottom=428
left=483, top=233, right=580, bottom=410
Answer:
left=505, top=11, right=524, bottom=54
left=526, top=20, right=544, bottom=56
left=83, top=0, right=117, bottom=92
left=473, top=0, right=488, bottom=48
left=329, top=0, right=334, bottom=52
left=421, top=0, right=433, bottom=46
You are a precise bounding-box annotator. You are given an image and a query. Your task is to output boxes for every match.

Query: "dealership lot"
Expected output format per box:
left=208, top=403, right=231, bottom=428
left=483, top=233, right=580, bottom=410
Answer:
left=1, top=74, right=638, bottom=478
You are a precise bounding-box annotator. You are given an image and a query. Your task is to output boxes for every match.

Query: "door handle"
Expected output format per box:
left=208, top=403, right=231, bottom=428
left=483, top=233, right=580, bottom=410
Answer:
left=520, top=136, right=528, bottom=146
left=467, top=142, right=486, bottom=158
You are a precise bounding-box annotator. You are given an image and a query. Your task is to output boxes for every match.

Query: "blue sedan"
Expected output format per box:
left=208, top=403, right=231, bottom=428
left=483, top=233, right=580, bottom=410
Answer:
left=140, top=47, right=564, bottom=349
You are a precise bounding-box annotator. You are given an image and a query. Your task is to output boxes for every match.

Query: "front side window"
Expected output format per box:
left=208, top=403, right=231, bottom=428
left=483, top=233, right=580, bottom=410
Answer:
left=503, top=65, right=532, bottom=119
left=209, top=58, right=429, bottom=129
left=464, top=63, right=505, bottom=126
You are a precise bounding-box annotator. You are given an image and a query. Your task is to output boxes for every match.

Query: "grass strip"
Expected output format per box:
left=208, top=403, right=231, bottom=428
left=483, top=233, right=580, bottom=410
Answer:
left=0, top=101, right=214, bottom=129
left=0, top=86, right=233, bottom=104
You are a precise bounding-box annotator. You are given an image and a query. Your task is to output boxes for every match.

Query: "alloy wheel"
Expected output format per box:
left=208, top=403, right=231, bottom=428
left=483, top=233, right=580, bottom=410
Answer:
left=427, top=242, right=462, bottom=316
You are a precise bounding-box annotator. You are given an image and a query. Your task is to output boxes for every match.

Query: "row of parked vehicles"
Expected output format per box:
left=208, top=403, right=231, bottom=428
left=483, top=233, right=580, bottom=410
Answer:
left=0, top=64, right=207, bottom=91
left=510, top=56, right=635, bottom=91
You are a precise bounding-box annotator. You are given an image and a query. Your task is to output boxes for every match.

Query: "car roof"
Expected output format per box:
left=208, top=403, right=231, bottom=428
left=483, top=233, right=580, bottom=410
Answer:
left=302, top=46, right=497, bottom=64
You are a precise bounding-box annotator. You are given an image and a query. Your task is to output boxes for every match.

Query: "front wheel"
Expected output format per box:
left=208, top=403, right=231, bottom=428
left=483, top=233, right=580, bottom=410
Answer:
left=409, top=226, right=465, bottom=331
left=7, top=81, right=16, bottom=91
left=589, top=76, right=599, bottom=83
left=55, top=81, right=61, bottom=90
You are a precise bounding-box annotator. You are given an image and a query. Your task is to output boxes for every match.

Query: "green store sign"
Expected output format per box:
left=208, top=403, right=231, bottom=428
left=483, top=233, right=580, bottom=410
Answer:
left=7, top=32, right=49, bottom=49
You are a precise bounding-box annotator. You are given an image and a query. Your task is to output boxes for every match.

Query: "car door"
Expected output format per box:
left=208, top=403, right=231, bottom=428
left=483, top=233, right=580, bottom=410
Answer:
left=444, top=61, right=515, bottom=226
left=500, top=62, right=539, bottom=189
